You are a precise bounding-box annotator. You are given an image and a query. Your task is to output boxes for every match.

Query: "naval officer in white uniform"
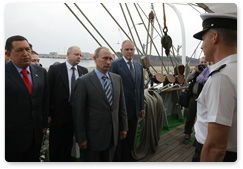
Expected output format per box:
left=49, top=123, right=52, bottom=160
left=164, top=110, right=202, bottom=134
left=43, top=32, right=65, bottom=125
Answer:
left=192, top=13, right=237, bottom=162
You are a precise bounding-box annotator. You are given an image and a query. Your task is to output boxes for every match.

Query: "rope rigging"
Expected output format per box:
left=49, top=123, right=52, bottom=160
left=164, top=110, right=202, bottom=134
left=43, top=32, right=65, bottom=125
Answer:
left=134, top=3, right=168, bottom=74
left=74, top=3, right=120, bottom=59
left=64, top=3, right=102, bottom=47
left=125, top=3, right=146, bottom=57
left=119, top=3, right=144, bottom=59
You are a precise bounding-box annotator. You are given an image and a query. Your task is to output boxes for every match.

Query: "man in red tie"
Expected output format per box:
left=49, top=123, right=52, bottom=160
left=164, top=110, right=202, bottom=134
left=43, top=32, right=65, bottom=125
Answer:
left=5, top=35, right=49, bottom=162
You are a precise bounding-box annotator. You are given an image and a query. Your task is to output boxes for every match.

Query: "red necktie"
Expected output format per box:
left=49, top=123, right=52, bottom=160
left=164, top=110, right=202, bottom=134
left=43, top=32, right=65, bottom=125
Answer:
left=21, top=69, right=32, bottom=95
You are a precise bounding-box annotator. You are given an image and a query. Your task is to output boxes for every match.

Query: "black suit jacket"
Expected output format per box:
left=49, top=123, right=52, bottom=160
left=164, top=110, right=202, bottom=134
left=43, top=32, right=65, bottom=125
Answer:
left=5, top=61, right=49, bottom=155
left=48, top=62, right=88, bottom=128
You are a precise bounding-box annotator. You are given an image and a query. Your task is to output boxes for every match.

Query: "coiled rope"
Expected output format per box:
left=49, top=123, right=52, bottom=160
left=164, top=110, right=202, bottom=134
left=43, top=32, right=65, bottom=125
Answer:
left=132, top=89, right=164, bottom=160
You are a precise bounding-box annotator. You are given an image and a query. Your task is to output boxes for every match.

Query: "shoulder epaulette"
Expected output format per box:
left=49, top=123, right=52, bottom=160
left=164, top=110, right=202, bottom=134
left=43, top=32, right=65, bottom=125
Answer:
left=209, top=64, right=226, bottom=76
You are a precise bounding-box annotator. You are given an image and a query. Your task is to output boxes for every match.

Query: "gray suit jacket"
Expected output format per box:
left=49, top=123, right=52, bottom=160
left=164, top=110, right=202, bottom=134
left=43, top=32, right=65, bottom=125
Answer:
left=72, top=70, right=128, bottom=151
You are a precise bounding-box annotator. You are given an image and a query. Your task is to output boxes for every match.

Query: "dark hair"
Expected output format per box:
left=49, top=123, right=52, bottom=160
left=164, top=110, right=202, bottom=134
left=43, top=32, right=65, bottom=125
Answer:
left=29, top=43, right=33, bottom=50
left=5, top=35, right=29, bottom=52
left=31, top=50, right=39, bottom=55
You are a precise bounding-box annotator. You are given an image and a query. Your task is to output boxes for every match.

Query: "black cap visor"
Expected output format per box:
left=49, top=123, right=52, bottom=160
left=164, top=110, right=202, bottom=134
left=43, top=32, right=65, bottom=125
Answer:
left=193, top=17, right=237, bottom=40
left=193, top=28, right=210, bottom=40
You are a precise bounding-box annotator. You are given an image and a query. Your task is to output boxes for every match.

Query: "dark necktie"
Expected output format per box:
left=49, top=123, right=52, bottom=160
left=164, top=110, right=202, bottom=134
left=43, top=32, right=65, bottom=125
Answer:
left=127, top=61, right=135, bottom=80
left=70, top=67, right=76, bottom=101
left=21, top=69, right=32, bottom=95
left=102, top=75, right=113, bottom=106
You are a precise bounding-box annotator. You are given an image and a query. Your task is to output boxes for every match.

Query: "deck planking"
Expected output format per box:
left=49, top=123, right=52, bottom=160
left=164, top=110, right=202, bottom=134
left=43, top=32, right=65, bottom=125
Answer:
left=138, top=123, right=195, bottom=162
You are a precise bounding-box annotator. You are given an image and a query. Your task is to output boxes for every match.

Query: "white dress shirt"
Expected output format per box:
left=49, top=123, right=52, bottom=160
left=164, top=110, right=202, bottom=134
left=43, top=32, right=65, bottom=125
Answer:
left=122, top=56, right=134, bottom=70
left=66, top=61, right=79, bottom=95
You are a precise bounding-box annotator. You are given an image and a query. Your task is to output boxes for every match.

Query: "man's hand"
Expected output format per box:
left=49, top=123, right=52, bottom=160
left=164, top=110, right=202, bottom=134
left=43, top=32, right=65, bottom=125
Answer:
left=140, top=110, right=146, bottom=118
left=120, top=131, right=127, bottom=140
left=195, top=65, right=200, bottom=72
left=48, top=117, right=52, bottom=128
left=78, top=140, right=88, bottom=149
left=199, top=74, right=205, bottom=78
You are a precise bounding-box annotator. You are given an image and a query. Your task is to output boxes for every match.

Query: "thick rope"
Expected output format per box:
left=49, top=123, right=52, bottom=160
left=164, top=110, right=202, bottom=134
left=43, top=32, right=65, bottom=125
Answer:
left=132, top=90, right=164, bottom=160
left=163, top=3, right=167, bottom=29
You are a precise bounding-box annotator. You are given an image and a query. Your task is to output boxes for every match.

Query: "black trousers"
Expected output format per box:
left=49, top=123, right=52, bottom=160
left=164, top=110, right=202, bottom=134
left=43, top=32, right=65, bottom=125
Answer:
left=192, top=139, right=237, bottom=162
left=184, top=94, right=197, bottom=135
left=114, top=114, right=138, bottom=162
left=49, top=121, right=74, bottom=162
left=6, top=137, right=40, bottom=162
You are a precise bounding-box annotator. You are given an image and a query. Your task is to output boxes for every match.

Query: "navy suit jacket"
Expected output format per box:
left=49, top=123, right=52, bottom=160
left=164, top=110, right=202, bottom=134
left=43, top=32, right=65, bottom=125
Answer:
left=110, top=58, right=144, bottom=120
left=5, top=61, right=49, bottom=155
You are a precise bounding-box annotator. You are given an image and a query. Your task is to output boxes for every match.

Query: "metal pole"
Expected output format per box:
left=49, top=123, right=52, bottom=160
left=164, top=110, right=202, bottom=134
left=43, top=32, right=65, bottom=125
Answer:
left=166, top=3, right=186, bottom=66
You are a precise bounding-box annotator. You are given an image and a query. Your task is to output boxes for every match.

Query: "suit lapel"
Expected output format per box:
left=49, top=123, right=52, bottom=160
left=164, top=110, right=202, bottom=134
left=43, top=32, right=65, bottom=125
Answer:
left=77, top=66, right=84, bottom=77
left=60, top=63, right=69, bottom=92
left=89, top=70, right=110, bottom=106
left=109, top=73, right=117, bottom=108
left=6, top=62, right=30, bottom=95
left=30, top=65, right=38, bottom=95
left=120, top=58, right=135, bottom=82
left=133, top=61, right=139, bottom=84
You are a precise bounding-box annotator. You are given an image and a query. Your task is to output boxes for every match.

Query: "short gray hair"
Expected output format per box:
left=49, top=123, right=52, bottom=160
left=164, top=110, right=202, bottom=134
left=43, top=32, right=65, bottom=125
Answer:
left=208, top=28, right=237, bottom=47
left=94, top=46, right=109, bottom=57
left=121, top=40, right=134, bottom=49
left=67, top=46, right=80, bottom=54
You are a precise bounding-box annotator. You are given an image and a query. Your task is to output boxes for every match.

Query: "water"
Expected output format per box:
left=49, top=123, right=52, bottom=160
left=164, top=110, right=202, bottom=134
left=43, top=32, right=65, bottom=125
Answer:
left=40, top=58, right=96, bottom=69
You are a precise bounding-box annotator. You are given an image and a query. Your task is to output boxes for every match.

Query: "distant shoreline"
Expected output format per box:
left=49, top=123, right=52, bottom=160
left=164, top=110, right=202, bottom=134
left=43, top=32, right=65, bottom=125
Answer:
left=39, top=55, right=93, bottom=60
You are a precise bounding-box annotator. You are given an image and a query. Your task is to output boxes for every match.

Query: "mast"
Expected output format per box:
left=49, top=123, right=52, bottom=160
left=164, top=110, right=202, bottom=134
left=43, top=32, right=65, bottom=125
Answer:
left=166, top=3, right=186, bottom=65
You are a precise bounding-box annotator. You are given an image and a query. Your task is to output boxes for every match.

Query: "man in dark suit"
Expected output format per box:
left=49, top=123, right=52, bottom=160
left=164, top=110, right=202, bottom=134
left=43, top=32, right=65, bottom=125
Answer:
left=110, top=40, right=145, bottom=161
left=5, top=35, right=49, bottom=162
left=48, top=46, right=88, bottom=162
left=72, top=47, right=128, bottom=162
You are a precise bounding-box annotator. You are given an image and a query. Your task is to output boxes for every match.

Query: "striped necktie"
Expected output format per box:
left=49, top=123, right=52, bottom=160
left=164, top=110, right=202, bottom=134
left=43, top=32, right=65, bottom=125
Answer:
left=102, top=75, right=113, bottom=106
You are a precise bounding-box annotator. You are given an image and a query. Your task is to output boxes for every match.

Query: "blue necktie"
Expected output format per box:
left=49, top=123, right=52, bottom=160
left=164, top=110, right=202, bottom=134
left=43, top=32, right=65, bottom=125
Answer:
left=102, top=75, right=113, bottom=106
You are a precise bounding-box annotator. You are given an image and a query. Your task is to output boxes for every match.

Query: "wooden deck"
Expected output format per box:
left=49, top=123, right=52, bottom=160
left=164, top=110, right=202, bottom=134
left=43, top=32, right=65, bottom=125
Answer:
left=138, top=123, right=195, bottom=162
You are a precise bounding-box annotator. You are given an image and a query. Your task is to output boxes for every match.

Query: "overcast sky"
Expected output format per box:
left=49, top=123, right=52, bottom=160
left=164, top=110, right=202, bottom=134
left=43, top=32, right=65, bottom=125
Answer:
left=3, top=1, right=207, bottom=58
